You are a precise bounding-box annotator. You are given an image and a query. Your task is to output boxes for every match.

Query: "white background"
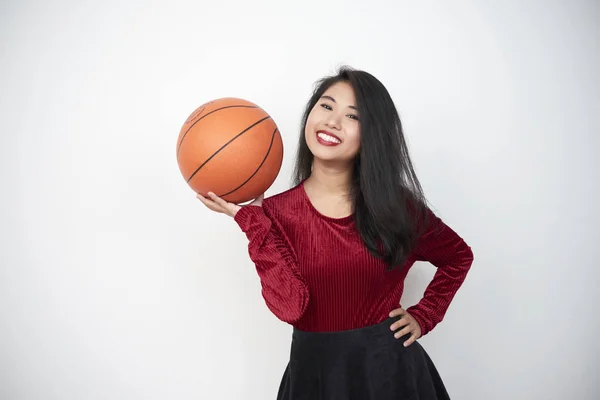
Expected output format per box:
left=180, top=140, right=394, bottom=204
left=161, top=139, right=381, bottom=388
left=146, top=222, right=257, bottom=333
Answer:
left=1, top=0, right=599, bottom=399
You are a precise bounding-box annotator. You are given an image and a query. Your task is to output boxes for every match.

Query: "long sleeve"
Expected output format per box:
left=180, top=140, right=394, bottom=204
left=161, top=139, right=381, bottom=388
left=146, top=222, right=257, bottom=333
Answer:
left=406, top=208, right=474, bottom=336
left=234, top=204, right=310, bottom=324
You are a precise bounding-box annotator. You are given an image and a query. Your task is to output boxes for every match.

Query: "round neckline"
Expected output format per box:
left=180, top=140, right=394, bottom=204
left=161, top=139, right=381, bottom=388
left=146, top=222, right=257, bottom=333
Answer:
left=299, top=181, right=355, bottom=224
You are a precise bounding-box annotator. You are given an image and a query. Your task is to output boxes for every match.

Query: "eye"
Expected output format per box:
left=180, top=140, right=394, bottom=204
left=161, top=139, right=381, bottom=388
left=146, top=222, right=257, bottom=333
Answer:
left=320, top=103, right=333, bottom=110
left=347, top=114, right=360, bottom=121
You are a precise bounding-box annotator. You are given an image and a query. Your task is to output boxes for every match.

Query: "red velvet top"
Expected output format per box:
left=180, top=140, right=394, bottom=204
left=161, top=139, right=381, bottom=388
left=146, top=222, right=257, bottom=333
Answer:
left=233, top=183, right=474, bottom=335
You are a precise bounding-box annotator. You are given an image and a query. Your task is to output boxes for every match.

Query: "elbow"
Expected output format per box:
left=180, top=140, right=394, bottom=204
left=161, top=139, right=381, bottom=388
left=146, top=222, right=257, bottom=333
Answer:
left=457, top=237, right=474, bottom=264
left=460, top=244, right=475, bottom=273
left=262, top=284, right=310, bottom=325
left=463, top=243, right=474, bottom=263
left=445, top=242, right=474, bottom=275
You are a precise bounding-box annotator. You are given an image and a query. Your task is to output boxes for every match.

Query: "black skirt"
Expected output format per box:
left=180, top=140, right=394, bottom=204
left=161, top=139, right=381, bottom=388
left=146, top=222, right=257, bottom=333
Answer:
left=277, top=318, right=450, bottom=400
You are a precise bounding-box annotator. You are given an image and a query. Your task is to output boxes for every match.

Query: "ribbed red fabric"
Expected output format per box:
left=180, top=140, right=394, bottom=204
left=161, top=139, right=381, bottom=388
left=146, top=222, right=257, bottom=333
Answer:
left=233, top=183, right=474, bottom=335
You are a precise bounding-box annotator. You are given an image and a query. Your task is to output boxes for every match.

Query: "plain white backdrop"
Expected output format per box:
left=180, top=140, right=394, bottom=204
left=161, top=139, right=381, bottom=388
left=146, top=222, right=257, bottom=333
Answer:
left=1, top=0, right=598, bottom=399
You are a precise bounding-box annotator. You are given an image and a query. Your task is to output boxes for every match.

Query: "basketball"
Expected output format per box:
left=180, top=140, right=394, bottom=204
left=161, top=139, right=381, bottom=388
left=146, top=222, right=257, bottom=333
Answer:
left=176, top=98, right=283, bottom=204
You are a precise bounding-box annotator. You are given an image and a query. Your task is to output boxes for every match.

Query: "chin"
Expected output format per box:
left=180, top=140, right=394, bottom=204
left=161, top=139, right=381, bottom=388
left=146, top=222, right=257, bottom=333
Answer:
left=306, top=136, right=357, bottom=164
left=306, top=141, right=334, bottom=158
left=311, top=148, right=353, bottom=165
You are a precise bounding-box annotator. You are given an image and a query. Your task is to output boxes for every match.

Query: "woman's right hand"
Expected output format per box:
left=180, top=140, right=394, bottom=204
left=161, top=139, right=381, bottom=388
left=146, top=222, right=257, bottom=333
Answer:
left=197, top=191, right=264, bottom=218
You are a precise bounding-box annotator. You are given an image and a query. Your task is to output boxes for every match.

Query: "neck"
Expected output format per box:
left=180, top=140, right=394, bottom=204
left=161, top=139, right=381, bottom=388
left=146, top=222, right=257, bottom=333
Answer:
left=305, top=158, right=353, bottom=195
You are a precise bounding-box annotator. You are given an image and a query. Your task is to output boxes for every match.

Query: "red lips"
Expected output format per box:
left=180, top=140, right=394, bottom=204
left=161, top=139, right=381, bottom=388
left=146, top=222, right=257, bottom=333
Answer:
left=316, top=130, right=342, bottom=146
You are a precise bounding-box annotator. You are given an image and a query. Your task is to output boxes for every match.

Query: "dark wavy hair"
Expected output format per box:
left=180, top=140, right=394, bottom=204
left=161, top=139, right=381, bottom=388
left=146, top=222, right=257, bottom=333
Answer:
left=293, top=66, right=431, bottom=269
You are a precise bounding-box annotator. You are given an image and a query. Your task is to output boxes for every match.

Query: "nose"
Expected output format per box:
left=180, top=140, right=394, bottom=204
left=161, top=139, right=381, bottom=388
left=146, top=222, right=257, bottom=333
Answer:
left=325, top=112, right=342, bottom=130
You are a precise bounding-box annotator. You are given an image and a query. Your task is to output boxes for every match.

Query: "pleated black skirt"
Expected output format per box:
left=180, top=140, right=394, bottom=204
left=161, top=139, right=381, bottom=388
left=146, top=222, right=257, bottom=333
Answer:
left=277, top=318, right=450, bottom=400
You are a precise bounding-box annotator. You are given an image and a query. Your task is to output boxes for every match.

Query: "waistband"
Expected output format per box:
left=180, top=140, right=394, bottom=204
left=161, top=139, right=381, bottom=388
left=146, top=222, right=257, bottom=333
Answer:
left=292, top=317, right=401, bottom=346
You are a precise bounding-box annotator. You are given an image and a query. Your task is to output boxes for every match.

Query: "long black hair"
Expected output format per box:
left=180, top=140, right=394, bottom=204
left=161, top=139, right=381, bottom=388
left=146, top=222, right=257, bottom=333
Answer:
left=293, top=66, right=431, bottom=269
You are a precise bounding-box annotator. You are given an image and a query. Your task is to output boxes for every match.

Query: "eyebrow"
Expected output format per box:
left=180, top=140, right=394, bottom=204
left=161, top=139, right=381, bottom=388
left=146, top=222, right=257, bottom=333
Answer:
left=321, top=95, right=357, bottom=110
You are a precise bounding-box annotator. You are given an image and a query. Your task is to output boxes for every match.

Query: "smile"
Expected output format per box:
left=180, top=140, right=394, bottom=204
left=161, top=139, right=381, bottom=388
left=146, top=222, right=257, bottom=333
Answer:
left=316, top=130, right=342, bottom=146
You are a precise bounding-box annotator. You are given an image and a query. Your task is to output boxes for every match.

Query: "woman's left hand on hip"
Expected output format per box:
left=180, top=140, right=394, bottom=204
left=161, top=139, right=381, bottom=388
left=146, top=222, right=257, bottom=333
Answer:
left=389, top=307, right=422, bottom=347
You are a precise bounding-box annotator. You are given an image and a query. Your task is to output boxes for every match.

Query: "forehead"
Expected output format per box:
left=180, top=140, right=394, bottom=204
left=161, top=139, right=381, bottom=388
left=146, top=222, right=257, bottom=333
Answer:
left=323, top=81, right=356, bottom=103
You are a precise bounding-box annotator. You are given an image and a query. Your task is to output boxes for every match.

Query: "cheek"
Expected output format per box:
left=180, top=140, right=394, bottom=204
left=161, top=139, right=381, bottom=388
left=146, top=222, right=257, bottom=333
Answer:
left=304, top=112, right=319, bottom=139
left=347, top=126, right=361, bottom=151
left=305, top=110, right=318, bottom=129
left=304, top=121, right=313, bottom=142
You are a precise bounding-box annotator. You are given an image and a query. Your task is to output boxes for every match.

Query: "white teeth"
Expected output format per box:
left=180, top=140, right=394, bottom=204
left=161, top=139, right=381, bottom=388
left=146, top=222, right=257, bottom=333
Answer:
left=317, top=132, right=341, bottom=144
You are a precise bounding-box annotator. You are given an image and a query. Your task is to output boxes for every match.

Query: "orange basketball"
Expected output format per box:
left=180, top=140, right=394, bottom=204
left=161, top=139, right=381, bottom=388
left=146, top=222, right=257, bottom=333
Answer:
left=176, top=98, right=283, bottom=204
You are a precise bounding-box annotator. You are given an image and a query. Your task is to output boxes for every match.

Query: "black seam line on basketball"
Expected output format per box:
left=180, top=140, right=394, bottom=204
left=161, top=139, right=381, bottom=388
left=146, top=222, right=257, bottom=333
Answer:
left=177, top=105, right=259, bottom=155
left=186, top=116, right=272, bottom=183
left=218, top=128, right=278, bottom=198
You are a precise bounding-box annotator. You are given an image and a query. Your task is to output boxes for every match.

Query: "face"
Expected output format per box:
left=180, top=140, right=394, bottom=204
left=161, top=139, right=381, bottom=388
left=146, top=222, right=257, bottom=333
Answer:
left=304, top=81, right=361, bottom=164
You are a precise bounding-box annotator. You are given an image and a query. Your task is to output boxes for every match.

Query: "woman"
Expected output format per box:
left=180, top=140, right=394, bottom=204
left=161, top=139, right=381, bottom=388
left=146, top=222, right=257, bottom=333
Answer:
left=198, top=66, right=474, bottom=399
